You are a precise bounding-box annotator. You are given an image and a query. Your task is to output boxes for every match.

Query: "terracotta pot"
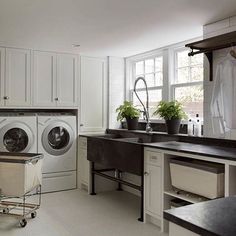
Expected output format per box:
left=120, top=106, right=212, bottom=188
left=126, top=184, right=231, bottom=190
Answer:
left=165, top=119, right=181, bottom=134
left=126, top=117, right=139, bottom=130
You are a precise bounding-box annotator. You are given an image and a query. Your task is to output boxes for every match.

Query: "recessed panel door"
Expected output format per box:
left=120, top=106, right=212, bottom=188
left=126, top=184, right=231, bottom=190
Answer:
left=33, top=51, right=57, bottom=107
left=5, top=48, right=31, bottom=107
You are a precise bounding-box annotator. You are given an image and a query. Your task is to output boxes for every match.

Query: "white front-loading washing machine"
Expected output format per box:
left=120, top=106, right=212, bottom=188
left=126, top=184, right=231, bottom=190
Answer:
left=37, top=114, right=77, bottom=193
left=0, top=113, right=37, bottom=153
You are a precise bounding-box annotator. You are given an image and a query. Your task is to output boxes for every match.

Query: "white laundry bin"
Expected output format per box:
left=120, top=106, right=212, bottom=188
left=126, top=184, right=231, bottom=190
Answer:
left=170, top=158, right=225, bottom=199
left=0, top=153, right=43, bottom=197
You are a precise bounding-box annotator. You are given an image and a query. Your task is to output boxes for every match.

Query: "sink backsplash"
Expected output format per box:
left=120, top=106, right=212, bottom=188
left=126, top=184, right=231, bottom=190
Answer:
left=121, top=121, right=188, bottom=134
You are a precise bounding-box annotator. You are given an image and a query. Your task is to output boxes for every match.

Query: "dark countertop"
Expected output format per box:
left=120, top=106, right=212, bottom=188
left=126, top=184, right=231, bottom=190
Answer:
left=80, top=130, right=236, bottom=162
left=164, top=196, right=236, bottom=236
left=145, top=141, right=236, bottom=161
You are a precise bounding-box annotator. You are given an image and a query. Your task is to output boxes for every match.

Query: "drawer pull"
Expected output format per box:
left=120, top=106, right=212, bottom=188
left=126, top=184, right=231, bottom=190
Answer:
left=150, top=156, right=158, bottom=160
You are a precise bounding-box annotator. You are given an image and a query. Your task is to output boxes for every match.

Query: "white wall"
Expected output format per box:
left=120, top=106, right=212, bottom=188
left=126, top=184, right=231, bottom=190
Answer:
left=108, top=57, right=125, bottom=128
left=203, top=16, right=236, bottom=139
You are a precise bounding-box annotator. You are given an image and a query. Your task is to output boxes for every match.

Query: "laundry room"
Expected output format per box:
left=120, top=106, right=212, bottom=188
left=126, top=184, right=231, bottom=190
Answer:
left=1, top=1, right=236, bottom=236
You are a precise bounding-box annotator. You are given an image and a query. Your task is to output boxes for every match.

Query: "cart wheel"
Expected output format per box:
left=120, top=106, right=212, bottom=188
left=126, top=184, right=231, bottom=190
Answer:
left=31, top=211, right=37, bottom=218
left=3, top=208, right=9, bottom=214
left=20, top=219, right=27, bottom=228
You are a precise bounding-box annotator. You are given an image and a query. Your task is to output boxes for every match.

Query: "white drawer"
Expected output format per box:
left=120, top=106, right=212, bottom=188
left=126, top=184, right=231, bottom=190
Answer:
left=42, top=171, right=76, bottom=193
left=79, top=137, right=87, bottom=149
left=146, top=151, right=162, bottom=166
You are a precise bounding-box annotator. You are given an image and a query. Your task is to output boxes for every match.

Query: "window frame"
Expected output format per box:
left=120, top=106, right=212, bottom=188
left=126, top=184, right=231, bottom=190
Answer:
left=130, top=54, right=164, bottom=121
left=126, top=37, right=204, bottom=123
left=171, top=47, right=204, bottom=116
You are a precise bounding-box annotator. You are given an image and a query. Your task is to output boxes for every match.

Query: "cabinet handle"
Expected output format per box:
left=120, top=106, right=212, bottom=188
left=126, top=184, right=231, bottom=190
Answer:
left=55, top=97, right=59, bottom=101
left=144, top=172, right=149, bottom=176
left=3, top=96, right=9, bottom=100
left=80, top=124, right=84, bottom=127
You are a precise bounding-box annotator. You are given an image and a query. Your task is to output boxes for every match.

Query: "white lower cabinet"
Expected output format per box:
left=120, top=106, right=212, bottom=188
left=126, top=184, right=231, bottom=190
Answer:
left=144, top=148, right=163, bottom=226
left=78, top=137, right=90, bottom=189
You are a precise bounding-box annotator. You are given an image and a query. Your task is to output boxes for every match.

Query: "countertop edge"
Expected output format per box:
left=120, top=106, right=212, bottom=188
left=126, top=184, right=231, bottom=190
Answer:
left=143, top=144, right=236, bottom=161
left=163, top=211, right=218, bottom=236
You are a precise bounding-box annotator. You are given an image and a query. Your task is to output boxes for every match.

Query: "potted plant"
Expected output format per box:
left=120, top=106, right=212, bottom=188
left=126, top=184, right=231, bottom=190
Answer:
left=116, top=101, right=141, bottom=130
left=153, top=101, right=187, bottom=134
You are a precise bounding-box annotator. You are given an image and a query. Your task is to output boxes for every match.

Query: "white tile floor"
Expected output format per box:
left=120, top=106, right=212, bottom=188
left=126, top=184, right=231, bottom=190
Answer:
left=0, top=189, right=167, bottom=236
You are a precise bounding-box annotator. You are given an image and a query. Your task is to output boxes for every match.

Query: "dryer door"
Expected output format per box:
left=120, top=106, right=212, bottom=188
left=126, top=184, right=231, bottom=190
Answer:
left=42, top=121, right=74, bottom=156
left=0, top=122, right=34, bottom=153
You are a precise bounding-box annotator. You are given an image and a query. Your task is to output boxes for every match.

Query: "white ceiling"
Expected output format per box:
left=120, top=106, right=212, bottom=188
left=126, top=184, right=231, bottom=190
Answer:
left=0, top=0, right=236, bottom=57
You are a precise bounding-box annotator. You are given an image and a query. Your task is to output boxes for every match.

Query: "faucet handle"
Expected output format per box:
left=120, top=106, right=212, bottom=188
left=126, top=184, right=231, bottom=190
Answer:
left=146, top=122, right=152, bottom=133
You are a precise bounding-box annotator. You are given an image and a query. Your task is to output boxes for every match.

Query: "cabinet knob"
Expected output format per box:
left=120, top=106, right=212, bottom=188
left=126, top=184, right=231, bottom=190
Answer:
left=4, top=96, right=9, bottom=100
left=144, top=172, right=149, bottom=176
left=55, top=97, right=59, bottom=101
left=80, top=124, right=84, bottom=127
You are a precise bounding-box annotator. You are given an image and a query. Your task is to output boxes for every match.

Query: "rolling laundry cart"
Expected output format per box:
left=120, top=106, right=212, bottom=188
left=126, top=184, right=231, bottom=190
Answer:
left=0, top=152, right=43, bottom=227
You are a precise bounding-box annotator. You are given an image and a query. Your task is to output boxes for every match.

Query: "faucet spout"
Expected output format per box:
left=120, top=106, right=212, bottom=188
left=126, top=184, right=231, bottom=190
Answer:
left=134, top=77, right=152, bottom=133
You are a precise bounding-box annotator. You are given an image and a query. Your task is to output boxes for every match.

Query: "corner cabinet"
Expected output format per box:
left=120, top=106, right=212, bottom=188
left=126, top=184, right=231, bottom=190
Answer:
left=79, top=56, right=107, bottom=133
left=33, top=51, right=78, bottom=107
left=0, top=47, right=31, bottom=107
left=144, top=148, right=163, bottom=226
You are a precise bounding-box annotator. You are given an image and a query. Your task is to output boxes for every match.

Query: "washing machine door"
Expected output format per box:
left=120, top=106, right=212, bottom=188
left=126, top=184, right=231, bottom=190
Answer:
left=0, top=122, right=34, bottom=153
left=42, top=121, right=74, bottom=156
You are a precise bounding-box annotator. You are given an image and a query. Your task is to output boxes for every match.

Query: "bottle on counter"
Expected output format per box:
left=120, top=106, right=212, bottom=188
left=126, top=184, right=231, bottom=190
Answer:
left=187, top=119, right=194, bottom=136
left=194, top=114, right=202, bottom=137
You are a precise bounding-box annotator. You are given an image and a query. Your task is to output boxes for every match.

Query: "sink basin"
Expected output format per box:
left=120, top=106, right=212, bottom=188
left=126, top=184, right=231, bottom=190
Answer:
left=95, top=134, right=122, bottom=139
left=115, top=137, right=157, bottom=144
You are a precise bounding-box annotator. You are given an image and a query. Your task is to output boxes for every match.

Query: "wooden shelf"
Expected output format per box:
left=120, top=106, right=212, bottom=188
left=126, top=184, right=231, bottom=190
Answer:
left=185, top=31, right=236, bottom=81
left=186, top=31, right=236, bottom=53
left=164, top=189, right=209, bottom=204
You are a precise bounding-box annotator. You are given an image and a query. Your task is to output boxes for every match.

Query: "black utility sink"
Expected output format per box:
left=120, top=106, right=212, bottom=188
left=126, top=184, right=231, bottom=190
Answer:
left=95, top=134, right=123, bottom=139
left=115, top=137, right=157, bottom=144
left=87, top=135, right=144, bottom=176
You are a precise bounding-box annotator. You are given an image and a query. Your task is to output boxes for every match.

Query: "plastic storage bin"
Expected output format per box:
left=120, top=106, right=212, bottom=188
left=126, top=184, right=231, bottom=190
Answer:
left=0, top=153, right=43, bottom=197
left=170, top=158, right=225, bottom=199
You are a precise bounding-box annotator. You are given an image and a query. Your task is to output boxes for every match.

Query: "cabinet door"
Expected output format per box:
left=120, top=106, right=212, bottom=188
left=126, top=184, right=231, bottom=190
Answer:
left=80, top=56, right=107, bottom=132
left=145, top=164, right=162, bottom=216
left=0, top=48, right=5, bottom=106
left=57, top=54, right=78, bottom=107
left=5, top=48, right=31, bottom=107
left=80, top=148, right=89, bottom=184
left=33, top=51, right=56, bottom=107
left=78, top=138, right=89, bottom=186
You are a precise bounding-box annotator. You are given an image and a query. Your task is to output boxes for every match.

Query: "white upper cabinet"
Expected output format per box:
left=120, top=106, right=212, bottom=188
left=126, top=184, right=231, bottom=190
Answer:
left=33, top=51, right=57, bottom=107
left=33, top=51, right=78, bottom=107
left=80, top=56, right=107, bottom=133
left=0, top=46, right=78, bottom=108
left=0, top=48, right=5, bottom=106
left=57, top=54, right=78, bottom=107
left=5, top=48, right=31, bottom=107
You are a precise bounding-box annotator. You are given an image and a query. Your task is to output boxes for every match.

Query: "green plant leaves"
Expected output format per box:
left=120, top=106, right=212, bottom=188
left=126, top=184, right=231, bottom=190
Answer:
left=116, top=101, right=141, bottom=121
left=153, top=100, right=187, bottom=120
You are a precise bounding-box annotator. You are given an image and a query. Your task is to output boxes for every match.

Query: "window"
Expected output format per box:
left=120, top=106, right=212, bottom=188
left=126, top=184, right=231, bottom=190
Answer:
left=129, top=42, right=204, bottom=122
left=132, top=56, right=163, bottom=119
left=172, top=49, right=203, bottom=118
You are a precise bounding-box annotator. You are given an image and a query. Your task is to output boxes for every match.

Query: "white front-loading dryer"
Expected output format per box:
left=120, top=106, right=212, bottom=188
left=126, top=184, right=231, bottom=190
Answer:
left=37, top=114, right=77, bottom=193
left=0, top=114, right=37, bottom=153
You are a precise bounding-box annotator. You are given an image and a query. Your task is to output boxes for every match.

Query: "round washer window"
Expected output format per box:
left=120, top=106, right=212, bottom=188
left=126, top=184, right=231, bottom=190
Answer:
left=3, top=128, right=29, bottom=152
left=42, top=121, right=74, bottom=156
left=48, top=126, right=70, bottom=150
